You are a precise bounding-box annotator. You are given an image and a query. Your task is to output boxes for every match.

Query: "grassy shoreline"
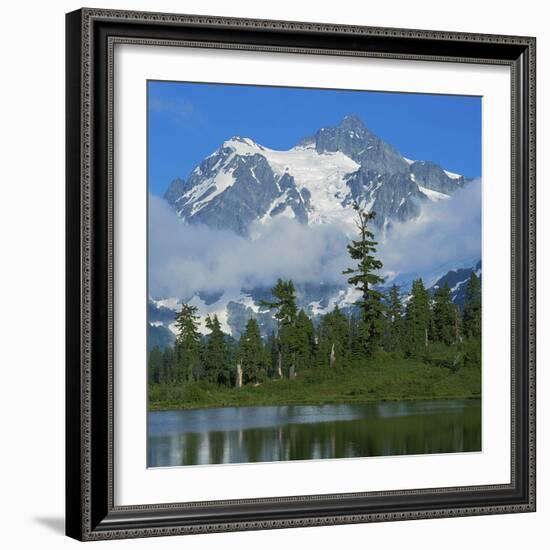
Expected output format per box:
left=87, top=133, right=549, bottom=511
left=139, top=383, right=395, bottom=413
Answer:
left=148, top=353, right=481, bottom=412
left=149, top=393, right=481, bottom=412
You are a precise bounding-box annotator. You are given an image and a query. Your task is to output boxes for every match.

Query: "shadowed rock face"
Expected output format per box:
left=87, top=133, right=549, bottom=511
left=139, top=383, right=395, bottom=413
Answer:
left=164, top=115, right=470, bottom=236
left=167, top=154, right=278, bottom=235
left=185, top=155, right=280, bottom=236
left=299, top=115, right=410, bottom=175
left=163, top=178, right=186, bottom=205
left=165, top=150, right=311, bottom=236
left=344, top=168, right=425, bottom=229
left=409, top=160, right=465, bottom=193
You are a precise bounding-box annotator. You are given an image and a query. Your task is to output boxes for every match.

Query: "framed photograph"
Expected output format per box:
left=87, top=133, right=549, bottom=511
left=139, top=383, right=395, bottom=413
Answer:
left=65, top=8, right=536, bottom=541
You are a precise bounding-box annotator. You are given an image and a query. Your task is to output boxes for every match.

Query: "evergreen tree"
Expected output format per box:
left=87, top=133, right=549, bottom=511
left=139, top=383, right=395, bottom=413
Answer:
left=348, top=313, right=364, bottom=361
left=148, top=346, right=163, bottom=384
left=225, top=335, right=239, bottom=385
left=261, top=279, right=299, bottom=377
left=432, top=283, right=457, bottom=345
left=261, top=279, right=298, bottom=324
left=384, top=284, right=404, bottom=351
left=343, top=204, right=385, bottom=355
left=266, top=331, right=279, bottom=378
left=203, top=314, right=231, bottom=386
left=295, top=310, right=315, bottom=371
left=174, top=303, right=201, bottom=383
left=463, top=272, right=482, bottom=339
left=404, top=278, right=431, bottom=356
left=162, top=346, right=175, bottom=384
left=239, top=318, right=267, bottom=384
left=317, top=306, right=350, bottom=367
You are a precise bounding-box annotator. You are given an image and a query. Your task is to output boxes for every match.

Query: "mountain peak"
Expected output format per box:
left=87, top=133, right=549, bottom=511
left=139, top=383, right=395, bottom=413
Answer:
left=338, top=114, right=367, bottom=131
left=294, top=116, right=368, bottom=149
left=222, top=136, right=264, bottom=152
left=297, top=115, right=410, bottom=175
left=164, top=115, right=467, bottom=237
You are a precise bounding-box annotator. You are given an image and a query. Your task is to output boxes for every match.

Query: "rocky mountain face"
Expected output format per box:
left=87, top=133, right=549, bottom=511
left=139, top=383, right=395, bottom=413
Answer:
left=298, top=114, right=410, bottom=175
left=164, top=115, right=469, bottom=235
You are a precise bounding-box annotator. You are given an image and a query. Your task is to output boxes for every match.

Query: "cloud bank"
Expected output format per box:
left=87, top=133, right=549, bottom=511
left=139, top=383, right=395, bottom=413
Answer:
left=149, top=181, right=481, bottom=299
left=148, top=196, right=350, bottom=299
left=379, top=179, right=482, bottom=285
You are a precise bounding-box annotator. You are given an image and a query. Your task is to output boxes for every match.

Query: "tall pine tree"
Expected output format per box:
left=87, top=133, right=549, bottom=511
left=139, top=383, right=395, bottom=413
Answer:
left=317, top=306, right=350, bottom=368
left=162, top=346, right=175, bottom=384
left=148, top=346, right=163, bottom=384
left=261, top=279, right=298, bottom=324
left=295, top=310, right=315, bottom=372
left=343, top=204, right=385, bottom=356
left=404, top=278, right=431, bottom=356
left=266, top=331, right=279, bottom=378
left=432, top=283, right=457, bottom=345
left=348, top=313, right=364, bottom=361
left=238, top=318, right=267, bottom=384
left=174, top=303, right=201, bottom=383
left=463, top=272, right=482, bottom=339
left=261, top=279, right=299, bottom=377
left=461, top=272, right=482, bottom=369
left=203, top=314, right=231, bottom=386
left=384, top=284, right=404, bottom=351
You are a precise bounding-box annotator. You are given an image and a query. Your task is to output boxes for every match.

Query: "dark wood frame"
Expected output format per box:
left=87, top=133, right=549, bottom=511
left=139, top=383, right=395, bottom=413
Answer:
left=66, top=7, right=536, bottom=541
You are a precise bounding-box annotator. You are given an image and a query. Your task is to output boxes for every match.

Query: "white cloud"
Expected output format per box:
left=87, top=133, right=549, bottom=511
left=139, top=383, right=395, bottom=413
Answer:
left=379, top=179, right=482, bottom=286
left=148, top=180, right=481, bottom=299
left=148, top=196, right=350, bottom=299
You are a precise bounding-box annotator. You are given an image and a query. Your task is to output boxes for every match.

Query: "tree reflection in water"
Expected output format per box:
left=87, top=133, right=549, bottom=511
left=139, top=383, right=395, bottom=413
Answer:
left=148, top=399, right=481, bottom=467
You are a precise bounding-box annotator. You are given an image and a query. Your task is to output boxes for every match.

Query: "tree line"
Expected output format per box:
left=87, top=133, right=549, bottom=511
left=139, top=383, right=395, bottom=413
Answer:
left=149, top=205, right=481, bottom=388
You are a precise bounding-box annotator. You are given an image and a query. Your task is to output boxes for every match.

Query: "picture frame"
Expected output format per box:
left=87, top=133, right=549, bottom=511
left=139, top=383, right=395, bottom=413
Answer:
left=65, top=7, right=536, bottom=541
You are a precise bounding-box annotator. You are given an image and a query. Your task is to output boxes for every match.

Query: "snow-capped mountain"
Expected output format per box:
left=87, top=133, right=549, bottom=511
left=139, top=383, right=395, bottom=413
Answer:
left=149, top=115, right=480, bottom=345
left=164, top=115, right=469, bottom=236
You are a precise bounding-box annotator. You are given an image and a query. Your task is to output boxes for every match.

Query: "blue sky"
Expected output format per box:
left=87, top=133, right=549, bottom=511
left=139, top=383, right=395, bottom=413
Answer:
left=148, top=80, right=481, bottom=197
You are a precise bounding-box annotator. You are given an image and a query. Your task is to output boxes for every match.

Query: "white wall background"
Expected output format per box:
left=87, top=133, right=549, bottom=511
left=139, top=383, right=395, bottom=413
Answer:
left=0, top=0, right=545, bottom=548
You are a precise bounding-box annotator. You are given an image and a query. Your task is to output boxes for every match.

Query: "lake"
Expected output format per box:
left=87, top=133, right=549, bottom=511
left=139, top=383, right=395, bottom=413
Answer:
left=148, top=398, right=481, bottom=467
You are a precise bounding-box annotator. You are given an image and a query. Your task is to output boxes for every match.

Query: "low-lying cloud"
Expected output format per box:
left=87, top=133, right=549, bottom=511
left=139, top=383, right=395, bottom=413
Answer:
left=148, top=196, right=351, bottom=299
left=149, top=180, right=481, bottom=299
left=379, top=179, right=482, bottom=285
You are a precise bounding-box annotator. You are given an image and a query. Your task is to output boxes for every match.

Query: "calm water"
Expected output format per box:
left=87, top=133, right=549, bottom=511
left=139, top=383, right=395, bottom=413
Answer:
left=148, top=399, right=481, bottom=467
